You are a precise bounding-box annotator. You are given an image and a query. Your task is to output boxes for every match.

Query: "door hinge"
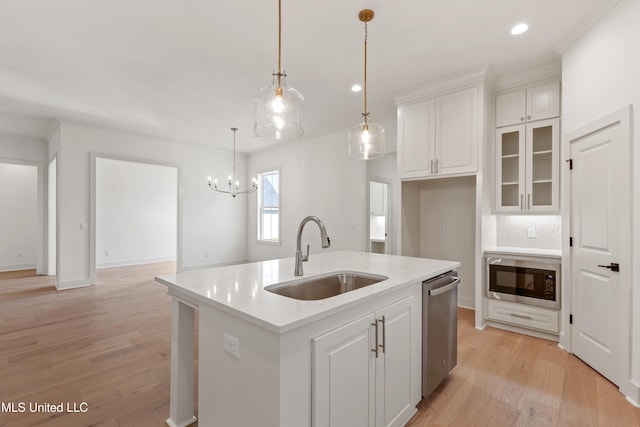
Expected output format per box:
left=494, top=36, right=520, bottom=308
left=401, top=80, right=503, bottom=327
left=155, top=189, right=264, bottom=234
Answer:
left=569, top=314, right=573, bottom=324
left=566, top=159, right=573, bottom=170
left=569, top=236, right=573, bottom=247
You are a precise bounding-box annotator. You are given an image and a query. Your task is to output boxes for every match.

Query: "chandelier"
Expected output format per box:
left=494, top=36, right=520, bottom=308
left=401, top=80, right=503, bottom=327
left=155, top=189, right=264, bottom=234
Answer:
left=254, top=0, right=304, bottom=139
left=348, top=9, right=385, bottom=160
left=207, top=128, right=257, bottom=197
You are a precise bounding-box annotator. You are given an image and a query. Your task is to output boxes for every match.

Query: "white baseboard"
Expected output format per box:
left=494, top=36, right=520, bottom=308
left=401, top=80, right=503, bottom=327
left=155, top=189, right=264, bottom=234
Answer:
left=96, top=256, right=176, bottom=269
left=56, top=279, right=93, bottom=290
left=457, top=295, right=475, bottom=310
left=622, top=380, right=640, bottom=408
left=0, top=262, right=37, bottom=272
left=181, top=259, right=250, bottom=271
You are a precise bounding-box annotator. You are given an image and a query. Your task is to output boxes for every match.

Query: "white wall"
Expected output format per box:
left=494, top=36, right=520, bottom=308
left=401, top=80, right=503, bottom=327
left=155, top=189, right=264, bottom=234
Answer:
left=54, top=122, right=248, bottom=288
left=417, top=176, right=477, bottom=309
left=0, top=163, right=38, bottom=271
left=247, top=132, right=367, bottom=262
left=495, top=215, right=562, bottom=249
left=96, top=158, right=177, bottom=268
left=562, top=0, right=640, bottom=402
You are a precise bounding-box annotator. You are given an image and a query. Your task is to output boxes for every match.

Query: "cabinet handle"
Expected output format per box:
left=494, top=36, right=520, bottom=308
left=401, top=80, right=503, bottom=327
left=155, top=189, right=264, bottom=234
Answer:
left=378, top=316, right=386, bottom=354
left=520, top=194, right=524, bottom=210
left=527, top=193, right=531, bottom=210
left=435, top=159, right=439, bottom=174
left=510, top=313, right=533, bottom=320
left=430, top=160, right=433, bottom=175
left=371, top=320, right=379, bottom=358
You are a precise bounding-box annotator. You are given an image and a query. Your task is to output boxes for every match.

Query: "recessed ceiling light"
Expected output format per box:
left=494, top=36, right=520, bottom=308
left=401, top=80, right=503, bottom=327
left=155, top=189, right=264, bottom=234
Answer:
left=351, top=84, right=362, bottom=92
left=511, top=23, right=529, bottom=35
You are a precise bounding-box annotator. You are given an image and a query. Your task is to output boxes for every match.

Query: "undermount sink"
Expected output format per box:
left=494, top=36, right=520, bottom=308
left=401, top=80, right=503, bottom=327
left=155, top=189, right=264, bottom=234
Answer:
left=266, top=271, right=388, bottom=300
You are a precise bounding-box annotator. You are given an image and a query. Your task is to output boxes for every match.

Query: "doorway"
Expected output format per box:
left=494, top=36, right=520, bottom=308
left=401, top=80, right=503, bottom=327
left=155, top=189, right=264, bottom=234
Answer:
left=369, top=180, right=390, bottom=254
left=48, top=156, right=57, bottom=276
left=0, top=161, right=38, bottom=275
left=91, top=155, right=180, bottom=281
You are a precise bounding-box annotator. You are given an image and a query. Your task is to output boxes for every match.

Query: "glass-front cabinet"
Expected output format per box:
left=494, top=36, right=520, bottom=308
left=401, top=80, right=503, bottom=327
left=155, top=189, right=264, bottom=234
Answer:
left=496, top=118, right=559, bottom=213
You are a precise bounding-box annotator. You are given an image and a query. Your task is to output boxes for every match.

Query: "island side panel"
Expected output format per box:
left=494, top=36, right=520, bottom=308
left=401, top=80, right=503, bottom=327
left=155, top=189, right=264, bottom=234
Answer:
left=198, top=304, right=281, bottom=427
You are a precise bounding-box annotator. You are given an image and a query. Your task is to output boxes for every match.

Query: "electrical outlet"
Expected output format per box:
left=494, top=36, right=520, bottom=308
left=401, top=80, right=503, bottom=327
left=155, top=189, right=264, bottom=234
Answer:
left=224, top=333, right=239, bottom=358
left=105, top=249, right=110, bottom=257
left=527, top=227, right=536, bottom=238
left=443, top=225, right=449, bottom=234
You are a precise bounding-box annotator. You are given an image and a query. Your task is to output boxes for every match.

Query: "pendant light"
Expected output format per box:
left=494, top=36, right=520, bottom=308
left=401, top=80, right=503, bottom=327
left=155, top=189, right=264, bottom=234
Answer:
left=254, top=0, right=304, bottom=139
left=207, top=128, right=258, bottom=198
left=348, top=9, right=385, bottom=160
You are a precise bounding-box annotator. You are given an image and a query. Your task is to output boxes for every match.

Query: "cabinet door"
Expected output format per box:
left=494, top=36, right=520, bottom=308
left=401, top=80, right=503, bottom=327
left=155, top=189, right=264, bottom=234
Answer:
left=375, top=296, right=415, bottom=427
left=495, top=89, right=526, bottom=127
left=495, top=125, right=526, bottom=212
left=313, top=313, right=376, bottom=427
left=397, top=99, right=435, bottom=179
left=526, top=82, right=560, bottom=122
left=525, top=118, right=559, bottom=212
left=435, top=86, right=479, bottom=176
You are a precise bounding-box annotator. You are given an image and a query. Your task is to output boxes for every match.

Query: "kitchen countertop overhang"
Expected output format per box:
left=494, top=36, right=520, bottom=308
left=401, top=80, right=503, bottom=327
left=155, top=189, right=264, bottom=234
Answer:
left=156, top=250, right=459, bottom=334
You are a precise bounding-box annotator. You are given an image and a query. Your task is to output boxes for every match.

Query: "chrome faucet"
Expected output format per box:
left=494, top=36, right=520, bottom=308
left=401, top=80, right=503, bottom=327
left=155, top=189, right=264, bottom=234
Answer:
left=295, top=215, right=331, bottom=276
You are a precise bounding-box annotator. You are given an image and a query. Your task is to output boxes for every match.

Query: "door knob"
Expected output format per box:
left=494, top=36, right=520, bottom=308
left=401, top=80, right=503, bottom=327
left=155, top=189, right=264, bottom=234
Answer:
left=597, top=263, right=620, bottom=272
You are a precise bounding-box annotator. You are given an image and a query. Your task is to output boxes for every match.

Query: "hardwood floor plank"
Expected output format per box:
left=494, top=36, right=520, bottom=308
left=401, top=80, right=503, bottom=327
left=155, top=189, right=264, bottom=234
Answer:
left=1, top=263, right=638, bottom=426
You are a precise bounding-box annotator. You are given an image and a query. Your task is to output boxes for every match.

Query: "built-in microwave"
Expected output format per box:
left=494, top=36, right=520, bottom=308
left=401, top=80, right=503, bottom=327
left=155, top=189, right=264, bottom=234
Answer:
left=486, top=256, right=560, bottom=310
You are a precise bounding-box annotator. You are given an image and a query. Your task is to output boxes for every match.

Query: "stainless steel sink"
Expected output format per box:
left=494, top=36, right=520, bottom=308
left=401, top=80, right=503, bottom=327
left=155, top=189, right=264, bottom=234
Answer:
left=265, top=271, right=388, bottom=300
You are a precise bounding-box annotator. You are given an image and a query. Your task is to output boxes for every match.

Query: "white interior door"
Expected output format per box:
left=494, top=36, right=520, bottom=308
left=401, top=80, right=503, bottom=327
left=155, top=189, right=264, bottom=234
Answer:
left=569, top=111, right=630, bottom=387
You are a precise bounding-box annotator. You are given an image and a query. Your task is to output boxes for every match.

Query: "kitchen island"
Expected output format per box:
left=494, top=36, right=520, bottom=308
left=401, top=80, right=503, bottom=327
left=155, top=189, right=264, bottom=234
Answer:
left=156, top=250, right=459, bottom=427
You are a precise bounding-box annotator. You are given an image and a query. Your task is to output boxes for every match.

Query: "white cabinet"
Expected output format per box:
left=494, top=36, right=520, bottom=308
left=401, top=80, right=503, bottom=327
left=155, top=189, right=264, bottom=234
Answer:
left=495, top=82, right=560, bottom=128
left=496, top=118, right=559, bottom=213
left=313, top=296, right=416, bottom=427
left=487, top=299, right=559, bottom=334
left=398, top=86, right=479, bottom=179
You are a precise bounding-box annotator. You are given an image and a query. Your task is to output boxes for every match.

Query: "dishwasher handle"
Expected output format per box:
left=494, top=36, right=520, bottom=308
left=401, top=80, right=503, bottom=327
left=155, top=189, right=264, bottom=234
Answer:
left=428, top=277, right=460, bottom=297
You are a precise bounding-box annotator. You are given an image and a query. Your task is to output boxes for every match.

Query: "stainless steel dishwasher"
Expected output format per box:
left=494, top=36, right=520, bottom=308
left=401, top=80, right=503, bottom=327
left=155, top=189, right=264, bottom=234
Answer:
left=422, top=270, right=460, bottom=398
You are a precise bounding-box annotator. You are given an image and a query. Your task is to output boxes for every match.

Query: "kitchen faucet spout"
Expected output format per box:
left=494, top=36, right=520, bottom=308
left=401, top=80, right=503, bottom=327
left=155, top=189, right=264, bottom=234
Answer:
left=295, top=216, right=331, bottom=276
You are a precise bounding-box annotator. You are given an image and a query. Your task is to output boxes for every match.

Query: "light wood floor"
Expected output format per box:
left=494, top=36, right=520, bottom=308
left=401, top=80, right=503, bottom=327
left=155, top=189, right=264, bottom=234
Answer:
left=1, top=265, right=639, bottom=427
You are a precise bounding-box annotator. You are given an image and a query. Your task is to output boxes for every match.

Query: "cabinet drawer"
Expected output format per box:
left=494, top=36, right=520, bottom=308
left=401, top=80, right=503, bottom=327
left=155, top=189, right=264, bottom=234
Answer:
left=487, top=299, right=559, bottom=333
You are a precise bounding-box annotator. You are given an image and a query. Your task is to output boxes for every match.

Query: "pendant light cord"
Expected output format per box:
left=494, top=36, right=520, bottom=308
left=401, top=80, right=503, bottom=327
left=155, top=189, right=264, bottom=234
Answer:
left=232, top=127, right=237, bottom=182
left=363, top=21, right=368, bottom=124
left=277, top=0, right=282, bottom=89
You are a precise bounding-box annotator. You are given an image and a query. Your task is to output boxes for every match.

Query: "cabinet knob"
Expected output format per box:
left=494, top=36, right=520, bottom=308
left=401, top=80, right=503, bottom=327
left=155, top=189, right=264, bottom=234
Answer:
left=527, top=115, right=531, bottom=120
left=520, top=117, right=524, bottom=121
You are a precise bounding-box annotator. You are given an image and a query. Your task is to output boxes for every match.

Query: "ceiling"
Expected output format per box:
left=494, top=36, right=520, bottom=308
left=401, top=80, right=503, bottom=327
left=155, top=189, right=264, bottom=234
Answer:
left=0, top=0, right=620, bottom=152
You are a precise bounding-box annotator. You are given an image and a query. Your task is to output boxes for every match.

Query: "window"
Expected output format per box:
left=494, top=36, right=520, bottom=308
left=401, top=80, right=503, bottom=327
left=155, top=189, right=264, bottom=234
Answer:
left=258, top=169, right=280, bottom=243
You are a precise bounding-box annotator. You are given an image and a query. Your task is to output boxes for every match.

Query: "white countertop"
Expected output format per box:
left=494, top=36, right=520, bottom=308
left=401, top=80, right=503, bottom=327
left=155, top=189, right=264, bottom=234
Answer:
left=156, top=250, right=459, bottom=334
left=483, top=246, right=563, bottom=258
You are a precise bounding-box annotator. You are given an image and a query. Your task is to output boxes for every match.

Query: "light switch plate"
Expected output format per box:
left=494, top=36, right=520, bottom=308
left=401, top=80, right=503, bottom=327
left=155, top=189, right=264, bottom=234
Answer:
left=224, top=333, right=239, bottom=358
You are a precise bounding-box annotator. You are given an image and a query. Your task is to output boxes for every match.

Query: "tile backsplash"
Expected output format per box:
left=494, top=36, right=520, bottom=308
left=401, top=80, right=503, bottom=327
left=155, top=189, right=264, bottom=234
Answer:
left=496, top=215, right=562, bottom=249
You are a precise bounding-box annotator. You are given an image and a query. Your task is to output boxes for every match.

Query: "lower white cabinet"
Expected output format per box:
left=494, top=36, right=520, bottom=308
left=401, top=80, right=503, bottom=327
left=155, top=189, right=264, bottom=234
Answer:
left=312, top=296, right=416, bottom=427
left=487, top=299, right=559, bottom=334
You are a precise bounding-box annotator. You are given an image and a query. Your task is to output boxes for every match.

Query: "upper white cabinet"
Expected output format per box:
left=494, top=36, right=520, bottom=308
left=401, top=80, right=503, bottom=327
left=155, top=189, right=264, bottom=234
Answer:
left=398, top=85, right=479, bottom=180
left=496, top=118, right=560, bottom=213
left=312, top=295, right=416, bottom=427
left=495, top=82, right=560, bottom=127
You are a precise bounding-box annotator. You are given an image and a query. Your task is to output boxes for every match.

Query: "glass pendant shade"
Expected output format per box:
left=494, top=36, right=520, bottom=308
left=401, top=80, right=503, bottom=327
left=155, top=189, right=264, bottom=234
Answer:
left=254, top=71, right=304, bottom=139
left=348, top=120, right=385, bottom=160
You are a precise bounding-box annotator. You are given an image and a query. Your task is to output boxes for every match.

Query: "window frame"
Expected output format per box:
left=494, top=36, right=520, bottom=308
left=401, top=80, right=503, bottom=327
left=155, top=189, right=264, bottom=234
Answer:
left=256, top=168, right=281, bottom=245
